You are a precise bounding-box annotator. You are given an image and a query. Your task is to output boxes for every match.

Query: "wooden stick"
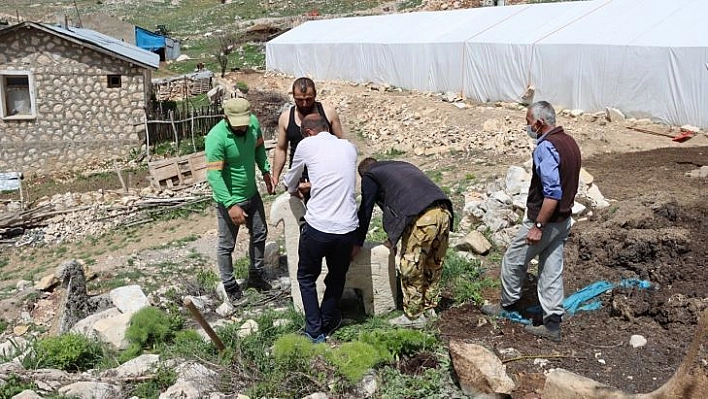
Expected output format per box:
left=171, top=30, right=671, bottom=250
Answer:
left=626, top=126, right=674, bottom=138
left=113, top=161, right=127, bottom=194
left=184, top=296, right=225, bottom=352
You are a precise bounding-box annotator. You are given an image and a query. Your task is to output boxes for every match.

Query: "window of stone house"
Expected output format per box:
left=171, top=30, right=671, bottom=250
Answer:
left=0, top=71, right=36, bottom=120
left=107, top=75, right=122, bottom=88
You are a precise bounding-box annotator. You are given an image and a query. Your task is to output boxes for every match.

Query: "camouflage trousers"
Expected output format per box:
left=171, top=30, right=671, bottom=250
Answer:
left=398, top=205, right=451, bottom=319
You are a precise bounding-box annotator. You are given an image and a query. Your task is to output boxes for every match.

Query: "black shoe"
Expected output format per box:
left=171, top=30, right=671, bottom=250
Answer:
left=524, top=324, right=561, bottom=342
left=226, top=288, right=247, bottom=306
left=323, top=314, right=342, bottom=338
left=247, top=276, right=272, bottom=292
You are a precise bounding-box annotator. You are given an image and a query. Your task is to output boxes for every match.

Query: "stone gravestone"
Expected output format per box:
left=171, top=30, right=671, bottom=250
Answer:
left=270, top=193, right=397, bottom=315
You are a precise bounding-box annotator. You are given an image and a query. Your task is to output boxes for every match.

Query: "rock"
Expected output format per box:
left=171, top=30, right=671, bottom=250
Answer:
left=59, top=381, right=120, bottom=399
left=15, top=280, right=32, bottom=291
left=583, top=184, right=610, bottom=209
left=12, top=325, right=28, bottom=336
left=71, top=308, right=122, bottom=337
left=572, top=202, right=587, bottom=216
left=302, top=394, right=329, bottom=399
left=34, top=274, right=59, bottom=291
left=505, top=166, right=530, bottom=195
left=685, top=166, right=708, bottom=179
left=449, top=340, right=515, bottom=396
left=455, top=231, right=492, bottom=255
left=570, top=109, right=584, bottom=117
left=0, top=337, right=27, bottom=357
left=605, top=107, right=625, bottom=123
left=160, top=362, right=217, bottom=399
left=482, top=212, right=508, bottom=233
left=629, top=334, right=647, bottom=348
left=110, top=285, right=149, bottom=314
left=216, top=301, right=235, bottom=317
left=197, top=319, right=230, bottom=342
left=543, top=368, right=631, bottom=399
left=11, top=390, right=43, bottom=399
left=482, top=118, right=502, bottom=132
left=264, top=241, right=280, bottom=270
left=490, top=190, right=512, bottom=205
left=103, top=354, right=160, bottom=378
left=579, top=168, right=594, bottom=185
left=680, top=124, right=701, bottom=133
left=237, top=319, right=259, bottom=338
left=93, top=311, right=132, bottom=350
left=273, top=318, right=291, bottom=328
left=357, top=373, right=377, bottom=397
left=442, top=91, right=457, bottom=102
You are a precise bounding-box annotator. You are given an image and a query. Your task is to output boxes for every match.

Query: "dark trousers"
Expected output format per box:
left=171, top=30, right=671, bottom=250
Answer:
left=297, top=223, right=355, bottom=337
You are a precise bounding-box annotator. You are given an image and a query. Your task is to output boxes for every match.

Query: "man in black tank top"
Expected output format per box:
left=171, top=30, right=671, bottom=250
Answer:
left=272, top=77, right=344, bottom=198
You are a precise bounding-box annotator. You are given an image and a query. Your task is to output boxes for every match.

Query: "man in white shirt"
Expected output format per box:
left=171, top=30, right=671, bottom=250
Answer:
left=284, top=114, right=358, bottom=343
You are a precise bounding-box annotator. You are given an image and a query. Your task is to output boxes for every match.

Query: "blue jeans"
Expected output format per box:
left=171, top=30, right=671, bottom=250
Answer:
left=297, top=223, right=355, bottom=337
left=501, top=217, right=571, bottom=326
left=216, top=193, right=267, bottom=293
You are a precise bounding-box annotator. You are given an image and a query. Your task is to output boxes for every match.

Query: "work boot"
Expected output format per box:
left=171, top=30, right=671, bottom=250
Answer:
left=246, top=275, right=272, bottom=292
left=304, top=332, right=326, bottom=344
left=323, top=314, right=342, bottom=338
left=226, top=287, right=248, bottom=307
left=389, top=313, right=427, bottom=329
left=524, top=324, right=561, bottom=342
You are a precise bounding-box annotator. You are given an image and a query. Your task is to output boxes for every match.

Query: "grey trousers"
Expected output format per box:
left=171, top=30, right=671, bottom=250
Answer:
left=501, top=217, right=571, bottom=324
left=216, top=193, right=267, bottom=293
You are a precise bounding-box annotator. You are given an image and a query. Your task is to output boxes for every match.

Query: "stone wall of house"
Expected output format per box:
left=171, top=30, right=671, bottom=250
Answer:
left=0, top=27, right=149, bottom=175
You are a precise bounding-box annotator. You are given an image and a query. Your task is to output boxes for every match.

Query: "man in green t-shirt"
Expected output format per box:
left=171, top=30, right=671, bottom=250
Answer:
left=205, top=98, right=275, bottom=304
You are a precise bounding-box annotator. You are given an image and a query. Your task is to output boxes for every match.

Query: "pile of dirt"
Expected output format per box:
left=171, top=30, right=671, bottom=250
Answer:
left=437, top=147, right=708, bottom=397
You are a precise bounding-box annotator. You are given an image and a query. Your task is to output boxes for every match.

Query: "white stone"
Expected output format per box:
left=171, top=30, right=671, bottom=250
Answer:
left=270, top=193, right=397, bottom=316
left=629, top=334, right=647, bottom=348
left=579, top=168, right=594, bottom=186
left=59, top=382, right=120, bottom=399
left=103, top=354, right=160, bottom=378
left=216, top=301, right=235, bottom=317
left=34, top=274, right=58, bottom=291
left=237, top=319, right=259, bottom=338
left=455, top=231, right=492, bottom=255
left=570, top=109, right=584, bottom=117
left=0, top=337, right=27, bottom=357
left=301, top=394, right=329, bottom=399
left=543, top=368, right=631, bottom=399
left=71, top=308, right=122, bottom=337
left=160, top=362, right=217, bottom=399
left=490, top=190, right=513, bottom=205
left=583, top=184, right=610, bottom=209
left=680, top=124, right=701, bottom=133
left=572, top=202, right=587, bottom=216
left=357, top=373, right=377, bottom=397
left=15, top=280, right=32, bottom=291
left=605, top=107, right=625, bottom=123
left=93, top=311, right=132, bottom=350
left=11, top=390, right=43, bottom=399
left=505, top=166, right=530, bottom=195
left=449, top=340, right=515, bottom=396
left=110, top=285, right=149, bottom=314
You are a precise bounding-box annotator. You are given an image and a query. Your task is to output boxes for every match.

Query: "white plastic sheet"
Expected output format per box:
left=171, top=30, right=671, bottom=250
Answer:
left=267, top=0, right=708, bottom=128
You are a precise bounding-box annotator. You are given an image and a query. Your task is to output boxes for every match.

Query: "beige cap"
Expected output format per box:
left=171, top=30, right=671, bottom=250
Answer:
left=223, top=98, right=251, bottom=127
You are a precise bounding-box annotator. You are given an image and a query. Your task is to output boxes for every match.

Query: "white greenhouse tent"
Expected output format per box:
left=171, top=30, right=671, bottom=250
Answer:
left=266, top=0, right=708, bottom=128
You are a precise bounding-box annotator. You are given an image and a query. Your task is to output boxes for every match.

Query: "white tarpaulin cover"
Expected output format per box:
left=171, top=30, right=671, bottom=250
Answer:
left=267, top=0, right=708, bottom=128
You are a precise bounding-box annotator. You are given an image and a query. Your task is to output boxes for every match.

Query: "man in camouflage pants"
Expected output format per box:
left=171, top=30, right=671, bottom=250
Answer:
left=354, top=158, right=454, bottom=327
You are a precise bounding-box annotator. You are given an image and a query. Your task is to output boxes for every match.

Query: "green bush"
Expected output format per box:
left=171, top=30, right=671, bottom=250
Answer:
left=121, top=307, right=184, bottom=362
left=325, top=341, right=382, bottom=383
left=0, top=375, right=37, bottom=398
left=378, top=366, right=446, bottom=398
left=24, top=333, right=105, bottom=372
left=360, top=328, right=438, bottom=363
left=131, top=363, right=177, bottom=399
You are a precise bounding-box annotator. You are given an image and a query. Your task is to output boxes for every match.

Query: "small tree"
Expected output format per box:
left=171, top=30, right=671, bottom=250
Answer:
left=216, top=33, right=241, bottom=77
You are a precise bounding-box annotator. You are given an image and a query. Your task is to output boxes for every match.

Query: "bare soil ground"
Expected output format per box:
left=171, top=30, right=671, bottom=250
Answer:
left=2, top=72, right=707, bottom=397
left=438, top=146, right=708, bottom=397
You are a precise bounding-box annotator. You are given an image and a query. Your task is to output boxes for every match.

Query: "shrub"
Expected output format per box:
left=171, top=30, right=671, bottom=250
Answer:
left=24, top=333, right=105, bottom=372
left=121, top=307, right=184, bottom=362
left=325, top=341, right=382, bottom=383
left=0, top=375, right=37, bottom=398
left=360, top=328, right=438, bottom=363
left=131, top=363, right=177, bottom=399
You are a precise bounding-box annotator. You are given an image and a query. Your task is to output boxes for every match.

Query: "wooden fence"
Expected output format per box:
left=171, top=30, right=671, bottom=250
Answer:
left=146, top=104, right=222, bottom=153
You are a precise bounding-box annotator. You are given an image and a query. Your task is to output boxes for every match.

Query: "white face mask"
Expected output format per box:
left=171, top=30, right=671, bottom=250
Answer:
left=526, top=125, right=538, bottom=140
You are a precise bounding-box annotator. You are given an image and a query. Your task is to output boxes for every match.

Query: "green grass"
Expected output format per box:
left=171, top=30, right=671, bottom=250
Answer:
left=441, top=250, right=498, bottom=305
left=398, top=0, right=424, bottom=10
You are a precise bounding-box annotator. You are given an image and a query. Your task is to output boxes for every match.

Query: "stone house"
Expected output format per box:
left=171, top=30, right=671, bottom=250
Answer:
left=0, top=21, right=159, bottom=175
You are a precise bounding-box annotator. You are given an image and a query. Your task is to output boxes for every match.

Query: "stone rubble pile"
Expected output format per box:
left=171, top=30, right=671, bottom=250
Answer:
left=461, top=164, right=610, bottom=247
left=2, top=183, right=212, bottom=246
left=323, top=86, right=534, bottom=158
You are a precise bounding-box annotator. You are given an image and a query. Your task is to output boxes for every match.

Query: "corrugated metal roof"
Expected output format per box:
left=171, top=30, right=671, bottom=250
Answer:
left=41, top=23, right=160, bottom=69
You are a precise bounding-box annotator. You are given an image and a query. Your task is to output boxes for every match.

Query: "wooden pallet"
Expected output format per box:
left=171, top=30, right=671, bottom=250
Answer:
left=148, top=152, right=207, bottom=190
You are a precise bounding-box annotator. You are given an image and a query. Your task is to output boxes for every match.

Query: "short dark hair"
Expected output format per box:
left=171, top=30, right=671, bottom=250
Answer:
left=358, top=157, right=377, bottom=176
left=301, top=114, right=328, bottom=133
left=293, top=77, right=316, bottom=96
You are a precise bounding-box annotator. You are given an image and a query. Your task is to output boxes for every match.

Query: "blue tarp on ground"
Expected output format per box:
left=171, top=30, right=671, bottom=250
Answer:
left=497, top=279, right=653, bottom=325
left=135, top=26, right=165, bottom=51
